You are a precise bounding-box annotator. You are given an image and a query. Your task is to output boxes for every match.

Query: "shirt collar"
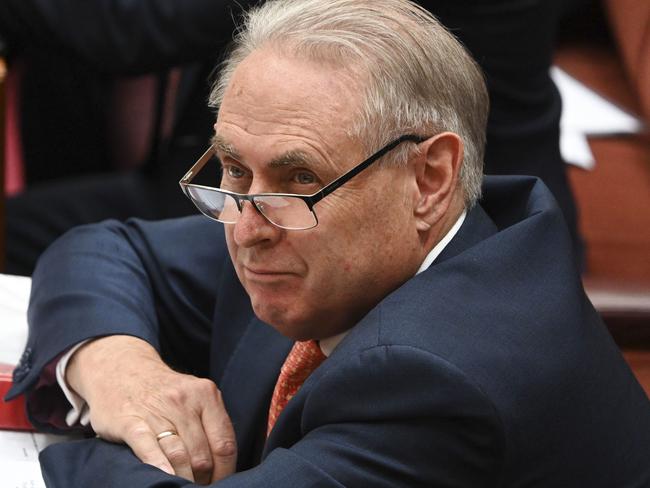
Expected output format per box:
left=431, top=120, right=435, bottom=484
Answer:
left=319, top=210, right=467, bottom=357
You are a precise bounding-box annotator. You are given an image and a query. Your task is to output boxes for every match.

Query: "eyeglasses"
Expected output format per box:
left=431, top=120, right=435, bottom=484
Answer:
left=179, top=134, right=425, bottom=230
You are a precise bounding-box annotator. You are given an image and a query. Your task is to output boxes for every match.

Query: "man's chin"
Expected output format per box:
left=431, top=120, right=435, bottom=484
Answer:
left=250, top=299, right=314, bottom=340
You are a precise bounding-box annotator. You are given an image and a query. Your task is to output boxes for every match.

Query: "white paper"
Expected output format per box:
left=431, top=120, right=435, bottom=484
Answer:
left=0, top=431, right=76, bottom=488
left=0, top=276, right=79, bottom=486
left=551, top=66, right=645, bottom=169
left=0, top=274, right=32, bottom=365
left=559, top=130, right=596, bottom=170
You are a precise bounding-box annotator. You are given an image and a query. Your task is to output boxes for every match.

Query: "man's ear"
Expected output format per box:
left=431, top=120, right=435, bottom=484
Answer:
left=412, top=132, right=463, bottom=231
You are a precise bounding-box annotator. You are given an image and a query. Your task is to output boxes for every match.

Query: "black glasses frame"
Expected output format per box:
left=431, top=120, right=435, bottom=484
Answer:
left=179, top=133, right=426, bottom=227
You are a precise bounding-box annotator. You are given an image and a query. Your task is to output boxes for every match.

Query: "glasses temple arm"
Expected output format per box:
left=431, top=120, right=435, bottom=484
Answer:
left=180, top=146, right=215, bottom=184
left=307, top=134, right=425, bottom=206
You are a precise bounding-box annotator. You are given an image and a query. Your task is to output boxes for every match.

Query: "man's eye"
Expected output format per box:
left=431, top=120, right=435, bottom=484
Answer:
left=226, top=165, right=246, bottom=179
left=293, top=172, right=316, bottom=185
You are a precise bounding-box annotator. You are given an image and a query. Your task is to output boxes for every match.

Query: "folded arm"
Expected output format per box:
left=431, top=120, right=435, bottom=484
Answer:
left=40, top=344, right=505, bottom=486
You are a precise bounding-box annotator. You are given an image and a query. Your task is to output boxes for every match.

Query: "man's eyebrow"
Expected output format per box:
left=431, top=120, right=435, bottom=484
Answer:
left=211, top=134, right=241, bottom=160
left=267, top=150, right=317, bottom=169
left=212, top=134, right=318, bottom=169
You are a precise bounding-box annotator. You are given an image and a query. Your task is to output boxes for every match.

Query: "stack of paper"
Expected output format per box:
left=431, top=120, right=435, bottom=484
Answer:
left=0, top=274, right=31, bottom=365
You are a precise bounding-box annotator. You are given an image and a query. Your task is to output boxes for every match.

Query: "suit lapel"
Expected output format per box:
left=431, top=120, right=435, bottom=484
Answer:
left=211, top=263, right=293, bottom=469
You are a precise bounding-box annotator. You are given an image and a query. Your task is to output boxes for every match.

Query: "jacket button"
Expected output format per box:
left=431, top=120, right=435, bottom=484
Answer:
left=13, top=347, right=33, bottom=382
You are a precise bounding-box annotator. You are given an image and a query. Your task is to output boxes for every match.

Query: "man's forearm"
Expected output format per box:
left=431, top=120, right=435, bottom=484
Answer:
left=65, top=335, right=161, bottom=408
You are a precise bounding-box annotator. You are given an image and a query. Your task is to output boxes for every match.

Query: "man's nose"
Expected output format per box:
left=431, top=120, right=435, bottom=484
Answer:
left=232, top=200, right=282, bottom=247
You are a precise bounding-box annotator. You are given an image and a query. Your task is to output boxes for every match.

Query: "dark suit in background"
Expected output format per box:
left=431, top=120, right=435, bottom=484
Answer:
left=7, top=176, right=649, bottom=486
left=1, top=0, right=582, bottom=276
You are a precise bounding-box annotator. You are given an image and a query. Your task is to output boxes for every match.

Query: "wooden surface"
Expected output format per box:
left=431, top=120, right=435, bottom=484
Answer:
left=569, top=135, right=650, bottom=282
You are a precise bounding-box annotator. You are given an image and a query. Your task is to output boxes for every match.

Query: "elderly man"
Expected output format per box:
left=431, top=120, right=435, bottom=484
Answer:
left=6, top=0, right=650, bottom=486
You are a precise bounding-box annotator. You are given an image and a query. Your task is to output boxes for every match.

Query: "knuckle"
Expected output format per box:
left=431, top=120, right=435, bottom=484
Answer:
left=122, top=419, right=151, bottom=440
left=212, top=439, right=237, bottom=458
left=197, top=378, right=219, bottom=396
left=164, top=386, right=187, bottom=405
left=191, top=457, right=213, bottom=474
left=166, top=446, right=191, bottom=466
left=161, top=382, right=193, bottom=410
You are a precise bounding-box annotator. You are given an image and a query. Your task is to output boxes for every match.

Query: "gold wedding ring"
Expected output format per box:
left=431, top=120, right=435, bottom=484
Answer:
left=156, top=430, right=178, bottom=441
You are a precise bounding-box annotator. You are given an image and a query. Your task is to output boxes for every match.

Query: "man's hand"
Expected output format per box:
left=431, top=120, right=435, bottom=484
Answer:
left=66, top=335, right=237, bottom=485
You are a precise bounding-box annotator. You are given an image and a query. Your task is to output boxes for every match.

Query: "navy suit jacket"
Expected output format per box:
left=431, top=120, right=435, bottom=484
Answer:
left=7, top=176, right=650, bottom=486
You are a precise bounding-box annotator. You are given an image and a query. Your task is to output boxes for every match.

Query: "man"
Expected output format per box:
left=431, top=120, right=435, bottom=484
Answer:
left=6, top=0, right=650, bottom=486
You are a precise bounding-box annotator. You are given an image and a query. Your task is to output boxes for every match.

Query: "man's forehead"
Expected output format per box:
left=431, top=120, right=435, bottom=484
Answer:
left=214, top=48, right=367, bottom=171
left=219, top=47, right=362, bottom=128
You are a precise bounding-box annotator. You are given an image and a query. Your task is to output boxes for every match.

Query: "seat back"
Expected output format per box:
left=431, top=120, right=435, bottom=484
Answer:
left=0, top=56, right=6, bottom=271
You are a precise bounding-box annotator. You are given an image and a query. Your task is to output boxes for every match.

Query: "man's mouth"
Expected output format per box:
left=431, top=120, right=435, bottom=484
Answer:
left=242, top=265, right=295, bottom=280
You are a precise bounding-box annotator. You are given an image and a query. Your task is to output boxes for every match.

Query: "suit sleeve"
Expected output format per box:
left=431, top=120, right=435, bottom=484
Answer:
left=38, top=345, right=506, bottom=486
left=7, top=216, right=229, bottom=427
left=0, top=0, right=258, bottom=73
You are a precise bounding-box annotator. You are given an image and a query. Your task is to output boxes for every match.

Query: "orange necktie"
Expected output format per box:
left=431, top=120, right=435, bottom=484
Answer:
left=267, top=340, right=326, bottom=436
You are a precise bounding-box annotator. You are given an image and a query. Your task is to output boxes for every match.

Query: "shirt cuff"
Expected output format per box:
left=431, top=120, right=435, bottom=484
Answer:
left=55, top=340, right=91, bottom=427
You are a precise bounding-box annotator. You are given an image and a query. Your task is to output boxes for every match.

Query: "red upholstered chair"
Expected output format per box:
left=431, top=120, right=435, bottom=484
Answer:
left=0, top=56, right=8, bottom=271
left=3, top=58, right=25, bottom=198
left=108, top=69, right=181, bottom=171
left=1, top=58, right=28, bottom=272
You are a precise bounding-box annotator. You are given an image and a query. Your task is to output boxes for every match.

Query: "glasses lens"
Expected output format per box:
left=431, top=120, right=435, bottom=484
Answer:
left=186, top=186, right=239, bottom=223
left=254, top=195, right=317, bottom=230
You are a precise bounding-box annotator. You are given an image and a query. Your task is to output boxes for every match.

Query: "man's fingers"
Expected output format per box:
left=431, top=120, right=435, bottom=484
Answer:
left=158, top=433, right=195, bottom=482
left=116, top=416, right=201, bottom=483
left=120, top=420, right=176, bottom=477
left=85, top=366, right=234, bottom=484
left=174, top=417, right=215, bottom=485
left=200, top=387, right=238, bottom=483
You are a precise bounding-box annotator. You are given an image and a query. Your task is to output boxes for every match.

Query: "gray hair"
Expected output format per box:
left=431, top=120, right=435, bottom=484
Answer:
left=209, top=0, right=488, bottom=206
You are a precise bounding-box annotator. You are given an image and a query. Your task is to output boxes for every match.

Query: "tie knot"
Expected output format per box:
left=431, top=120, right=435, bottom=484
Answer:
left=281, top=340, right=327, bottom=381
left=267, top=340, right=326, bottom=436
